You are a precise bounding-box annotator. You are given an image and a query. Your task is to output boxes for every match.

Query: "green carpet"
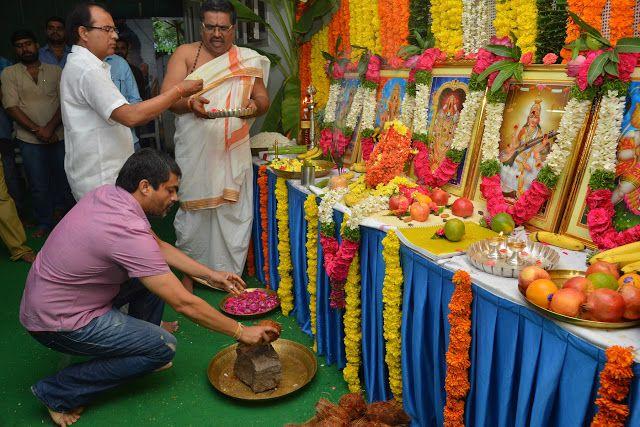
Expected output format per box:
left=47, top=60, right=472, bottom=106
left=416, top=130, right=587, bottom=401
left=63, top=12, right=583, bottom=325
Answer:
left=0, top=209, right=348, bottom=426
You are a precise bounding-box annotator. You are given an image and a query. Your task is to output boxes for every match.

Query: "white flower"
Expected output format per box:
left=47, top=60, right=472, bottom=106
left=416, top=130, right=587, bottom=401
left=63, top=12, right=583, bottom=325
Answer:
left=324, top=82, right=341, bottom=124
left=480, top=102, right=506, bottom=162
left=462, top=0, right=489, bottom=54
left=360, top=88, right=378, bottom=131
left=450, top=90, right=484, bottom=150
left=589, top=92, right=626, bottom=174
left=400, top=93, right=415, bottom=128
left=412, top=83, right=431, bottom=135
left=346, top=195, right=389, bottom=231
left=345, top=86, right=365, bottom=131
left=545, top=98, right=591, bottom=175
left=318, top=188, right=348, bottom=226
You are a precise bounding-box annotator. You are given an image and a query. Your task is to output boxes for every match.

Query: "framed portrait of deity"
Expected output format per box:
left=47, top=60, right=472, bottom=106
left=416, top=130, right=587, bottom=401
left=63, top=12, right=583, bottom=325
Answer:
left=376, top=71, right=409, bottom=127
left=335, top=75, right=364, bottom=165
left=560, top=70, right=640, bottom=246
left=466, top=65, right=590, bottom=231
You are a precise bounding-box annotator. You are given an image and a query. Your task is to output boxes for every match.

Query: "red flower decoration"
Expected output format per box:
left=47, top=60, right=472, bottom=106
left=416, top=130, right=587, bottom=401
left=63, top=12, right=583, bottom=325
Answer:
left=361, top=136, right=375, bottom=161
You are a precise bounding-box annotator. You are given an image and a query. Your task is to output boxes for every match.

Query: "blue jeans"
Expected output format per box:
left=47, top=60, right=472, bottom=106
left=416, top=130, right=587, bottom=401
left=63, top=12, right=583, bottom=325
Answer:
left=29, top=280, right=175, bottom=412
left=18, top=140, right=74, bottom=231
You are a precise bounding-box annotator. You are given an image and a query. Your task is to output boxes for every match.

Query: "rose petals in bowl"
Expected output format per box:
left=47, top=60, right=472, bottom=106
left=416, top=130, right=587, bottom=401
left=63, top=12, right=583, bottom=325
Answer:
left=222, top=288, right=280, bottom=316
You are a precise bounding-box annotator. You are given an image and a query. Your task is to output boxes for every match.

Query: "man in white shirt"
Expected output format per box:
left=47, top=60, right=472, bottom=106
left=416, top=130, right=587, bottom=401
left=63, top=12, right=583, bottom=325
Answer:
left=61, top=2, right=203, bottom=200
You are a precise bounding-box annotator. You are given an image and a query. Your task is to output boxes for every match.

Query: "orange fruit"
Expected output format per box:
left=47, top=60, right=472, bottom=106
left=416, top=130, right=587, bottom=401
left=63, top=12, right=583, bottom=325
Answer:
left=526, top=279, right=558, bottom=308
left=619, top=273, right=640, bottom=289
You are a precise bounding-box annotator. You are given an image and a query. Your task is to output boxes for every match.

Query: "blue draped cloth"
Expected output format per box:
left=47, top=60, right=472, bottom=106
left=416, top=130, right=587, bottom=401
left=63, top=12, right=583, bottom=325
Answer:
left=267, top=170, right=279, bottom=290
left=251, top=164, right=265, bottom=284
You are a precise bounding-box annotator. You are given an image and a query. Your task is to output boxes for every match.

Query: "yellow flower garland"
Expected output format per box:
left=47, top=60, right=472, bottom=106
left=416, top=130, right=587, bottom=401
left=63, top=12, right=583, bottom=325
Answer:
left=431, top=0, right=463, bottom=56
left=382, top=230, right=403, bottom=401
left=349, top=0, right=382, bottom=58
left=304, top=194, right=319, bottom=340
left=310, top=26, right=330, bottom=109
left=275, top=178, right=294, bottom=315
left=494, top=0, right=537, bottom=55
left=343, top=249, right=362, bottom=392
left=494, top=0, right=516, bottom=38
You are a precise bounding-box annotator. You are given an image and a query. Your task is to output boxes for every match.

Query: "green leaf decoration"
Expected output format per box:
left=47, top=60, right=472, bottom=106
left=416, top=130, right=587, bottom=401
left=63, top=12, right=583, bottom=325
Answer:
left=480, top=159, right=501, bottom=177
left=615, top=37, right=640, bottom=53
left=587, top=52, right=608, bottom=85
left=415, top=70, right=433, bottom=85
left=294, top=0, right=338, bottom=36
left=484, top=44, right=518, bottom=59
left=361, top=128, right=375, bottom=138
left=512, top=63, right=524, bottom=83
left=261, top=84, right=285, bottom=132
left=320, top=221, right=336, bottom=237
left=570, top=84, right=598, bottom=101
left=535, top=0, right=568, bottom=63
left=468, top=73, right=487, bottom=92
left=281, top=76, right=301, bottom=136
left=408, top=0, right=433, bottom=46
left=398, top=45, right=422, bottom=58
left=602, top=80, right=630, bottom=97
left=486, top=89, right=508, bottom=104
left=537, top=165, right=559, bottom=189
left=322, top=51, right=334, bottom=61
left=478, top=60, right=517, bottom=81
left=604, top=61, right=619, bottom=77
left=588, top=169, right=616, bottom=190
left=412, top=132, right=429, bottom=143
left=446, top=148, right=465, bottom=163
left=490, top=67, right=514, bottom=93
left=406, top=82, right=417, bottom=97
left=567, top=11, right=605, bottom=41
left=229, top=0, right=268, bottom=25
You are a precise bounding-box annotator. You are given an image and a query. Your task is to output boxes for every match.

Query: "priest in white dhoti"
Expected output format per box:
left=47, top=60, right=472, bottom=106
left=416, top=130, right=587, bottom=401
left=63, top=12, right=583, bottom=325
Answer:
left=161, top=0, right=270, bottom=284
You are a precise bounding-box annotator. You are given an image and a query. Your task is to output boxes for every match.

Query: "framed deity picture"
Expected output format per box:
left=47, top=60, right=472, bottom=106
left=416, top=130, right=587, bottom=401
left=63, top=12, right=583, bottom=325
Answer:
left=560, top=69, right=640, bottom=245
left=466, top=65, right=591, bottom=231
left=334, top=75, right=364, bottom=165
left=376, top=70, right=409, bottom=127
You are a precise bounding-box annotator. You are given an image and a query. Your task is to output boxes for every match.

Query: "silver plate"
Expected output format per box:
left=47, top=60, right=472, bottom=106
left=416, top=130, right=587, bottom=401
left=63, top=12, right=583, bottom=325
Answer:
left=467, top=239, right=559, bottom=278
left=207, top=107, right=253, bottom=119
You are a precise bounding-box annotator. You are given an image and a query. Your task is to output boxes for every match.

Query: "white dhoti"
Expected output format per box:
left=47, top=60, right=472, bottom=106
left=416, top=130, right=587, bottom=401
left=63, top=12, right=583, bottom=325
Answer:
left=173, top=46, right=269, bottom=275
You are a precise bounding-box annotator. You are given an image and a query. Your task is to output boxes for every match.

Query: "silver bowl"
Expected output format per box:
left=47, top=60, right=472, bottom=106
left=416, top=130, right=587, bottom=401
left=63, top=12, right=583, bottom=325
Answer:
left=467, top=239, right=559, bottom=278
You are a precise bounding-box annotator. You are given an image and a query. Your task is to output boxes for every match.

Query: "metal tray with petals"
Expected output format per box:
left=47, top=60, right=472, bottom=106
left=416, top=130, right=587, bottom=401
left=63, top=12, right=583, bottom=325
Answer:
left=467, top=239, right=559, bottom=278
left=206, top=107, right=253, bottom=119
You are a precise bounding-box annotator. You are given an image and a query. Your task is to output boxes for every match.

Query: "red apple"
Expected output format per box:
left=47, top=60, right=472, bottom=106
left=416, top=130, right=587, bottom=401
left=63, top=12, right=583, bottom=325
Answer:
left=431, top=188, right=450, bottom=206
left=562, top=276, right=591, bottom=293
left=409, top=202, right=429, bottom=222
left=518, top=266, right=551, bottom=294
left=451, top=197, right=474, bottom=218
left=389, top=195, right=410, bottom=215
left=586, top=261, right=620, bottom=280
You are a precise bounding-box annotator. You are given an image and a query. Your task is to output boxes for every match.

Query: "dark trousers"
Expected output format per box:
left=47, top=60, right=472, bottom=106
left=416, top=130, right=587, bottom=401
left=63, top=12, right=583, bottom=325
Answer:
left=0, top=138, right=26, bottom=216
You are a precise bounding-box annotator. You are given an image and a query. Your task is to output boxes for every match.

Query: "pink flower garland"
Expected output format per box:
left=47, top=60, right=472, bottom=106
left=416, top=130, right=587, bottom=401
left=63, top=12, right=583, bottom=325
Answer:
left=412, top=141, right=461, bottom=188
left=586, top=188, right=640, bottom=249
left=480, top=174, right=552, bottom=225
left=361, top=136, right=375, bottom=161
left=319, top=128, right=351, bottom=158
left=320, top=235, right=359, bottom=309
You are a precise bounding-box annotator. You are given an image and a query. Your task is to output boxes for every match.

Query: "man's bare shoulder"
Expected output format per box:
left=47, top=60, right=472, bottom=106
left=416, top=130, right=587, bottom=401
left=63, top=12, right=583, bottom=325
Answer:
left=172, top=42, right=201, bottom=59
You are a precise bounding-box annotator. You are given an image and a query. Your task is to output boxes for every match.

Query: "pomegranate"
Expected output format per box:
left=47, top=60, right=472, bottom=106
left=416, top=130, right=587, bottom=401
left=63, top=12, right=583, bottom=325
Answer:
left=451, top=197, right=474, bottom=218
left=430, top=188, right=450, bottom=206
left=518, top=266, right=551, bottom=294
left=389, top=195, right=410, bottom=215
left=409, top=202, right=429, bottom=222
left=562, top=276, right=591, bottom=294
left=549, top=288, right=586, bottom=317
left=586, top=261, right=620, bottom=280
left=582, top=288, right=625, bottom=322
left=619, top=284, right=640, bottom=320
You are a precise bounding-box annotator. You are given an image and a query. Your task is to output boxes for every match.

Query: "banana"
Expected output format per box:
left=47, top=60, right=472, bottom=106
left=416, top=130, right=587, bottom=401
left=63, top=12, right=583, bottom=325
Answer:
left=529, top=231, right=586, bottom=251
left=350, top=162, right=367, bottom=173
left=590, top=241, right=640, bottom=263
left=307, top=146, right=322, bottom=160
left=296, top=146, right=318, bottom=160
left=600, top=253, right=640, bottom=267
left=621, top=260, right=640, bottom=274
left=341, top=171, right=355, bottom=180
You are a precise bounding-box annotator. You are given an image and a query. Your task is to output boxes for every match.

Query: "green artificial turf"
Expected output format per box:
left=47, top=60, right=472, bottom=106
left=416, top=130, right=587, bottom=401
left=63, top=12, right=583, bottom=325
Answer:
left=0, top=209, right=348, bottom=426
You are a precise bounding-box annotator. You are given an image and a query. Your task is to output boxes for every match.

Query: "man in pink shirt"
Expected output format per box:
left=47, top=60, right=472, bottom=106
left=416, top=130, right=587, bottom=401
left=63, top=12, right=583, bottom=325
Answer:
left=20, top=148, right=276, bottom=427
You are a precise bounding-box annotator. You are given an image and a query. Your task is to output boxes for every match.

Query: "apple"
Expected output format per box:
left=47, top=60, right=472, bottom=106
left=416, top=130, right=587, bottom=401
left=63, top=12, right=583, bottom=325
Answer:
left=586, top=261, right=620, bottom=280
left=518, top=265, right=551, bottom=294
left=431, top=188, right=450, bottom=206
left=409, top=202, right=429, bottom=222
left=451, top=197, right=474, bottom=218
left=562, top=276, right=591, bottom=293
left=389, top=195, right=410, bottom=215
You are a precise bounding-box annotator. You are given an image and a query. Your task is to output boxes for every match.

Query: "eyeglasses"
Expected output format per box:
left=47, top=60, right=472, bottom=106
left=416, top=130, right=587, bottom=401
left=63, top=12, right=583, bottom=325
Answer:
left=201, top=23, right=233, bottom=34
left=83, top=25, right=119, bottom=34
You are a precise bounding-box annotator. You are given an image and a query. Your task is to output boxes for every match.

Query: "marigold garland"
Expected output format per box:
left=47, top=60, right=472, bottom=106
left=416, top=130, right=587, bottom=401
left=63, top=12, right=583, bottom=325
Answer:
left=379, top=0, right=410, bottom=60
left=348, top=0, right=382, bottom=57
left=275, top=178, right=294, bottom=315
left=443, top=270, right=473, bottom=427
left=431, top=0, right=463, bottom=56
left=343, top=225, right=362, bottom=392
left=382, top=230, right=403, bottom=401
left=512, top=0, right=538, bottom=55
left=494, top=0, right=517, bottom=38
left=246, top=237, right=255, bottom=277
left=608, top=0, right=635, bottom=45
left=299, top=42, right=312, bottom=110
left=310, top=26, right=330, bottom=109
left=591, top=346, right=635, bottom=426
left=561, top=0, right=606, bottom=61
left=258, top=165, right=270, bottom=286
left=304, top=194, right=319, bottom=339
left=365, top=121, right=413, bottom=188
left=329, top=0, right=350, bottom=57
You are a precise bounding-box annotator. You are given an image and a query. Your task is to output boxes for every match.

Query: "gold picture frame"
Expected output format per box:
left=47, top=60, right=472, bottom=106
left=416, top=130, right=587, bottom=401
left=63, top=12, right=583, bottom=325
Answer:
left=559, top=68, right=640, bottom=246
left=466, top=65, right=591, bottom=232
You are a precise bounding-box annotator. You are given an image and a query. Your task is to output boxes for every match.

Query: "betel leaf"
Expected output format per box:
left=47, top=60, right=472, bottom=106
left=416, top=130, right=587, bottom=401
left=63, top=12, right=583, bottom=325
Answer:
left=484, top=44, right=517, bottom=59
left=615, top=37, right=640, bottom=53
left=478, top=60, right=517, bottom=81
left=512, top=63, right=524, bottom=83
left=604, top=61, right=619, bottom=77
left=567, top=11, right=604, bottom=41
left=587, top=52, right=609, bottom=85
left=261, top=84, right=284, bottom=132
left=490, top=66, right=515, bottom=93
left=281, top=76, right=301, bottom=136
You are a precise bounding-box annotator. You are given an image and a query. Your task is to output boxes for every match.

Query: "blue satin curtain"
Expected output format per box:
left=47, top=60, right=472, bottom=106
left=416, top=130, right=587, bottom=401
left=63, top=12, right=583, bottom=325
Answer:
left=267, top=170, right=279, bottom=290
left=360, top=226, right=392, bottom=403
left=251, top=164, right=265, bottom=284
left=400, top=246, right=640, bottom=427
left=287, top=183, right=312, bottom=336
left=315, top=209, right=346, bottom=368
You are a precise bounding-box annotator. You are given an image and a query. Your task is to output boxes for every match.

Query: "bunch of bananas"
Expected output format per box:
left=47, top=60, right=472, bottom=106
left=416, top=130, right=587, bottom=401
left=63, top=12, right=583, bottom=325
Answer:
left=296, top=146, right=322, bottom=160
left=589, top=241, right=640, bottom=272
left=350, top=162, right=367, bottom=173
left=529, top=231, right=586, bottom=251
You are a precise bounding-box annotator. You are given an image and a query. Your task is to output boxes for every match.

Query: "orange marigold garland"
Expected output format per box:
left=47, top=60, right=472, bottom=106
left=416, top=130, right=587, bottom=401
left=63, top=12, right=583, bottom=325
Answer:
left=364, top=121, right=413, bottom=188
left=300, top=42, right=312, bottom=107
left=258, top=165, right=270, bottom=287
left=329, top=0, right=350, bottom=56
left=443, top=270, right=473, bottom=427
left=608, top=0, right=635, bottom=45
left=378, top=0, right=410, bottom=60
left=591, top=346, right=635, bottom=427
left=246, top=238, right=256, bottom=277
left=561, top=0, right=606, bottom=61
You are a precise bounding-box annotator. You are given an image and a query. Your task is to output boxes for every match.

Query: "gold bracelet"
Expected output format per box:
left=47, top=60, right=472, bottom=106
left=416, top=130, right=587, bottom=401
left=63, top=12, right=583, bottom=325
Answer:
left=174, top=85, right=185, bottom=98
left=233, top=322, right=243, bottom=340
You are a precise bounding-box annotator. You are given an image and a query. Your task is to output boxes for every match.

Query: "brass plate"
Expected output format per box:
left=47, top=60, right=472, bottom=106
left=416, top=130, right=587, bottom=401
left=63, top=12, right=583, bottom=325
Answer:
left=269, top=160, right=334, bottom=180
left=206, top=107, right=253, bottom=119
left=519, top=270, right=640, bottom=329
left=207, top=339, right=317, bottom=401
left=219, top=288, right=280, bottom=318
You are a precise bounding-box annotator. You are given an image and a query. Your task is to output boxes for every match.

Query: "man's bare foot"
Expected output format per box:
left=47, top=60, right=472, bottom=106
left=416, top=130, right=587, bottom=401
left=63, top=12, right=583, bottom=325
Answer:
left=20, top=251, right=36, bottom=263
left=161, top=320, right=179, bottom=333
left=181, top=275, right=194, bottom=293
left=47, top=406, right=82, bottom=426
left=153, top=361, right=173, bottom=372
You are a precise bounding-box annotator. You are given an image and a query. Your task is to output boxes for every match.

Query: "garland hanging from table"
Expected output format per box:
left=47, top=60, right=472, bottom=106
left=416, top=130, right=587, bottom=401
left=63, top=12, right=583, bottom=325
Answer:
left=310, top=26, right=330, bottom=109
left=304, top=194, right=319, bottom=342
left=275, top=178, right=294, bottom=315
left=591, top=346, right=635, bottom=426
left=382, top=230, right=403, bottom=401
left=561, top=0, right=606, bottom=61
left=535, top=0, right=568, bottom=63
left=443, top=270, right=473, bottom=427
left=258, top=165, right=270, bottom=287
left=379, top=0, right=410, bottom=60
left=430, top=0, right=463, bottom=56
left=348, top=0, right=382, bottom=57
left=343, top=223, right=362, bottom=392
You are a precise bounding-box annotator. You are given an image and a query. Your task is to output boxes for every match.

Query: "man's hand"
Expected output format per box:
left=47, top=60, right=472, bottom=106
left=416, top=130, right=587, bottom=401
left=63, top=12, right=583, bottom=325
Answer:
left=34, top=126, right=54, bottom=143
left=177, top=78, right=204, bottom=97
left=243, top=99, right=258, bottom=118
left=206, top=270, right=246, bottom=295
left=238, top=325, right=279, bottom=345
left=188, top=96, right=210, bottom=119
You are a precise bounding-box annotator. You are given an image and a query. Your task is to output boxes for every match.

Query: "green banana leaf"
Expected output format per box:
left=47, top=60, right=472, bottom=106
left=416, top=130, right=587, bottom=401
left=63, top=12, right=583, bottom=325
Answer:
left=294, top=0, right=338, bottom=39
left=228, top=0, right=268, bottom=25
left=281, top=76, right=301, bottom=136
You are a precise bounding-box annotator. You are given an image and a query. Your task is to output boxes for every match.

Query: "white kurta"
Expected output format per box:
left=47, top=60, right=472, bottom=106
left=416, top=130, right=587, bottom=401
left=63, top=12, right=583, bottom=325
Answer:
left=61, top=45, right=133, bottom=200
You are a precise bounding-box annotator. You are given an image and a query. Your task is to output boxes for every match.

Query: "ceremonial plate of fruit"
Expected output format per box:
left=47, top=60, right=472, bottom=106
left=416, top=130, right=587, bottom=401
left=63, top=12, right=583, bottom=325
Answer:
left=467, top=239, right=560, bottom=278
left=518, top=267, right=640, bottom=329
left=208, top=339, right=317, bottom=401
left=268, top=159, right=334, bottom=180
left=220, top=288, right=280, bottom=318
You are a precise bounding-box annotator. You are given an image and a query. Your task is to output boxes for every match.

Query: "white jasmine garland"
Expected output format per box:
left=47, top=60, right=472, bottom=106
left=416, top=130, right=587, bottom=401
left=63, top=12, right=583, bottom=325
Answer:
left=589, top=91, right=626, bottom=174
left=400, top=93, right=415, bottom=128
left=462, top=0, right=489, bottom=54
left=545, top=98, right=592, bottom=175
left=318, top=188, right=348, bottom=226
left=450, top=90, right=484, bottom=151
left=345, top=86, right=365, bottom=131
left=324, top=82, right=341, bottom=124
left=480, top=102, right=506, bottom=162
left=412, top=83, right=431, bottom=135
left=345, top=195, right=390, bottom=231
left=360, top=88, right=378, bottom=131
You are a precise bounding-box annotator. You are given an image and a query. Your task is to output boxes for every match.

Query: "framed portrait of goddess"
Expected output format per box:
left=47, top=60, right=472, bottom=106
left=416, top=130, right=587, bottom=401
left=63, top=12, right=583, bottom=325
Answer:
left=376, top=71, right=409, bottom=127
left=560, top=70, right=640, bottom=246
left=466, top=65, right=591, bottom=231
left=334, top=75, right=363, bottom=165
